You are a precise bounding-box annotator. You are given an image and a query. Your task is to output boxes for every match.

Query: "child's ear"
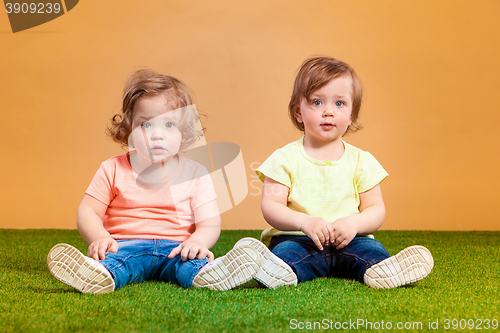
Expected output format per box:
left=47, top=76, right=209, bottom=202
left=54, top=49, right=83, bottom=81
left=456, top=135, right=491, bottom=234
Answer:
left=293, top=107, right=303, bottom=123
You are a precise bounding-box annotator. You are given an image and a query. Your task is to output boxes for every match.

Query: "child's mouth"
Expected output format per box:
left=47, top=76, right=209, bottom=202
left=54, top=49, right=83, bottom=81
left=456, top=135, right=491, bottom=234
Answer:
left=150, top=147, right=166, bottom=153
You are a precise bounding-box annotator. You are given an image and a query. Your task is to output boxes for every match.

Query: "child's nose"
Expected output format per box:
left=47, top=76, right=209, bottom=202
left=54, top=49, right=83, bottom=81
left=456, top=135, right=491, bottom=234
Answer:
left=323, top=106, right=334, bottom=117
left=149, top=127, right=165, bottom=140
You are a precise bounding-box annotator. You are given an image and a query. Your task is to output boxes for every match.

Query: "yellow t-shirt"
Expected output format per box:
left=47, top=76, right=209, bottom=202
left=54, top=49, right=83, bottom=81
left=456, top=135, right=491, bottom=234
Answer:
left=256, top=137, right=388, bottom=245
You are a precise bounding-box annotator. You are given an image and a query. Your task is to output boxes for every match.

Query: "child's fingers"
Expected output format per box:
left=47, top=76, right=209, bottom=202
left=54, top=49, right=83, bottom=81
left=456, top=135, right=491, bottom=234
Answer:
left=313, top=227, right=325, bottom=245
left=98, top=244, right=107, bottom=260
left=187, top=247, right=197, bottom=260
left=322, top=228, right=330, bottom=246
left=326, top=224, right=335, bottom=244
left=87, top=246, right=95, bottom=260
left=88, top=243, right=100, bottom=261
left=108, top=240, right=119, bottom=254
left=332, top=232, right=342, bottom=246
left=336, top=242, right=346, bottom=250
left=168, top=244, right=182, bottom=259
left=89, top=250, right=99, bottom=261
left=194, top=248, right=208, bottom=260
left=168, top=242, right=213, bottom=261
left=317, top=230, right=327, bottom=249
left=310, top=233, right=324, bottom=251
left=181, top=245, right=196, bottom=261
left=88, top=238, right=116, bottom=261
left=333, top=232, right=354, bottom=250
left=335, top=238, right=349, bottom=250
left=187, top=245, right=205, bottom=261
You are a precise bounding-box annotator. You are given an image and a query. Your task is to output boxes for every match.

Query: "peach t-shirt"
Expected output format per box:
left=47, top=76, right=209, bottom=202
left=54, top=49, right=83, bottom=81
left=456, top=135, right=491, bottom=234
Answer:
left=85, top=152, right=217, bottom=241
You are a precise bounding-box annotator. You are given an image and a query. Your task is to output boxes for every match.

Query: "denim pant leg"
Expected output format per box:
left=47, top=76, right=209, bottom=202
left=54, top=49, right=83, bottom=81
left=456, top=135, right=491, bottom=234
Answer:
left=269, top=235, right=331, bottom=283
left=330, top=237, right=390, bottom=282
left=150, top=240, right=209, bottom=289
left=100, top=239, right=209, bottom=290
left=99, top=239, right=157, bottom=290
left=269, top=235, right=390, bottom=284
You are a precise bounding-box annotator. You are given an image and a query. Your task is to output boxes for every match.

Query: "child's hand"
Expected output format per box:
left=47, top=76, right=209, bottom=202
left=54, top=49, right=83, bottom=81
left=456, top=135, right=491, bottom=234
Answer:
left=301, top=216, right=335, bottom=251
left=168, top=239, right=214, bottom=262
left=88, top=236, right=118, bottom=261
left=331, top=216, right=358, bottom=250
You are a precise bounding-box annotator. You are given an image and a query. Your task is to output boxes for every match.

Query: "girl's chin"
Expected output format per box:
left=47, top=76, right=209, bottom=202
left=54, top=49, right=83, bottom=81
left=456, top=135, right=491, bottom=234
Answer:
left=151, top=156, right=174, bottom=164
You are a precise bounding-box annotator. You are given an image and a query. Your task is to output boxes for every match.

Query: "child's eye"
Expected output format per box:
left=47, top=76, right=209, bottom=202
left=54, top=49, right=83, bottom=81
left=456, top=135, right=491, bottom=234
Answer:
left=141, top=122, right=151, bottom=129
left=312, top=100, right=322, bottom=106
left=335, top=101, right=345, bottom=107
left=165, top=122, right=175, bottom=128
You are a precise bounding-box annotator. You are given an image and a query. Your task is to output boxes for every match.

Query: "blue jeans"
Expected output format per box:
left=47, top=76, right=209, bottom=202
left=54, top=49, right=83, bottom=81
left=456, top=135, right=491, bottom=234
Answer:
left=99, top=239, right=208, bottom=290
left=269, top=235, right=390, bottom=283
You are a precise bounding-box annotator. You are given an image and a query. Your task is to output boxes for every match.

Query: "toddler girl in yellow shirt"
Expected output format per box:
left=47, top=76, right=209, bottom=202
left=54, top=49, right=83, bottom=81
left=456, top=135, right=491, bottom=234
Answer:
left=237, top=57, right=434, bottom=289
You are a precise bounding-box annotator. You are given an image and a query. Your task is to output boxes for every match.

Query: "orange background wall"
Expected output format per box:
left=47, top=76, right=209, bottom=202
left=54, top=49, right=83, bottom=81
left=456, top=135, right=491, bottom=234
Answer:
left=1, top=0, right=499, bottom=230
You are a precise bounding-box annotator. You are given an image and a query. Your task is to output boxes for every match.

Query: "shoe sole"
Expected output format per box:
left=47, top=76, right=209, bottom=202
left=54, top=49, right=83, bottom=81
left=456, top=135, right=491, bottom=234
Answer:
left=364, top=245, right=434, bottom=288
left=192, top=245, right=260, bottom=290
left=234, top=237, right=297, bottom=289
left=47, top=243, right=115, bottom=294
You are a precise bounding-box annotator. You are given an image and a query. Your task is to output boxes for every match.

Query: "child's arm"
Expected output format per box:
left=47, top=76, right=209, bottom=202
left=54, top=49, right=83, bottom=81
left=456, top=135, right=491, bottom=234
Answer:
left=76, top=194, right=118, bottom=261
left=331, top=184, right=386, bottom=249
left=168, top=199, right=221, bottom=261
left=261, top=177, right=334, bottom=251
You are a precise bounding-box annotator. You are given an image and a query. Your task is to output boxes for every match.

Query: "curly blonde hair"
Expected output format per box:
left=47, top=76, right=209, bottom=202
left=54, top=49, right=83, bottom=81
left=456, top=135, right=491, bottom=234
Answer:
left=107, top=69, right=203, bottom=151
left=289, top=57, right=363, bottom=134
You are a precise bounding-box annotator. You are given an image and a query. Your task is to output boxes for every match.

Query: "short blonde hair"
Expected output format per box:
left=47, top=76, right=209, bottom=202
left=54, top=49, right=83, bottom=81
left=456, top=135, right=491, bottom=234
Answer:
left=107, top=69, right=203, bottom=151
left=289, top=57, right=363, bottom=134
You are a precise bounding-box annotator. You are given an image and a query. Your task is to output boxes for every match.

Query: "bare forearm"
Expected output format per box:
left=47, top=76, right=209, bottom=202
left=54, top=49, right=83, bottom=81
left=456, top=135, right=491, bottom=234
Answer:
left=76, top=207, right=111, bottom=245
left=188, top=215, right=221, bottom=249
left=261, top=199, right=310, bottom=232
left=262, top=197, right=335, bottom=251
left=350, top=205, right=385, bottom=235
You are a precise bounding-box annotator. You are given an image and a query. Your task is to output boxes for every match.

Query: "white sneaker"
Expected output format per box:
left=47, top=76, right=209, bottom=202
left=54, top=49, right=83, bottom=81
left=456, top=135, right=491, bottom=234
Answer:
left=192, top=245, right=260, bottom=290
left=234, top=237, right=297, bottom=289
left=47, top=243, right=115, bottom=294
left=363, top=245, right=434, bottom=288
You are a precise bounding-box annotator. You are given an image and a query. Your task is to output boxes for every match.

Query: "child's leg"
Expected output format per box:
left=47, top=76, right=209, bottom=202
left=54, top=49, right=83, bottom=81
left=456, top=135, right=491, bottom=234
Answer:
left=363, top=245, right=434, bottom=288
left=331, top=237, right=434, bottom=288
left=150, top=240, right=260, bottom=290
left=47, top=243, right=114, bottom=294
left=146, top=239, right=209, bottom=288
left=268, top=235, right=330, bottom=283
left=234, top=237, right=297, bottom=289
left=191, top=245, right=261, bottom=290
left=99, top=239, right=161, bottom=290
left=47, top=239, right=161, bottom=293
left=329, top=236, right=391, bottom=282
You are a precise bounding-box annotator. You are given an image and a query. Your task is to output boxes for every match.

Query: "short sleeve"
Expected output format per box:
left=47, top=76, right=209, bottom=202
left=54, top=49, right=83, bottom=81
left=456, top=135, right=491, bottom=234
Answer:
left=85, top=161, right=116, bottom=206
left=190, top=166, right=217, bottom=211
left=355, top=151, right=389, bottom=193
left=255, top=149, right=293, bottom=188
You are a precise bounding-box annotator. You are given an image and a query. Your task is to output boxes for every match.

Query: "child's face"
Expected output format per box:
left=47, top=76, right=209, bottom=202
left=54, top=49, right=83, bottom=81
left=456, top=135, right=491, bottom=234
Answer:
left=294, top=75, right=353, bottom=144
left=129, top=94, right=183, bottom=164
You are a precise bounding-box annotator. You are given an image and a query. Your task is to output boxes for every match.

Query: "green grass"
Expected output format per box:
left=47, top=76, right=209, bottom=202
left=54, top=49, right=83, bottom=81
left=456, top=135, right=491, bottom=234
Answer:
left=0, top=230, right=499, bottom=332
